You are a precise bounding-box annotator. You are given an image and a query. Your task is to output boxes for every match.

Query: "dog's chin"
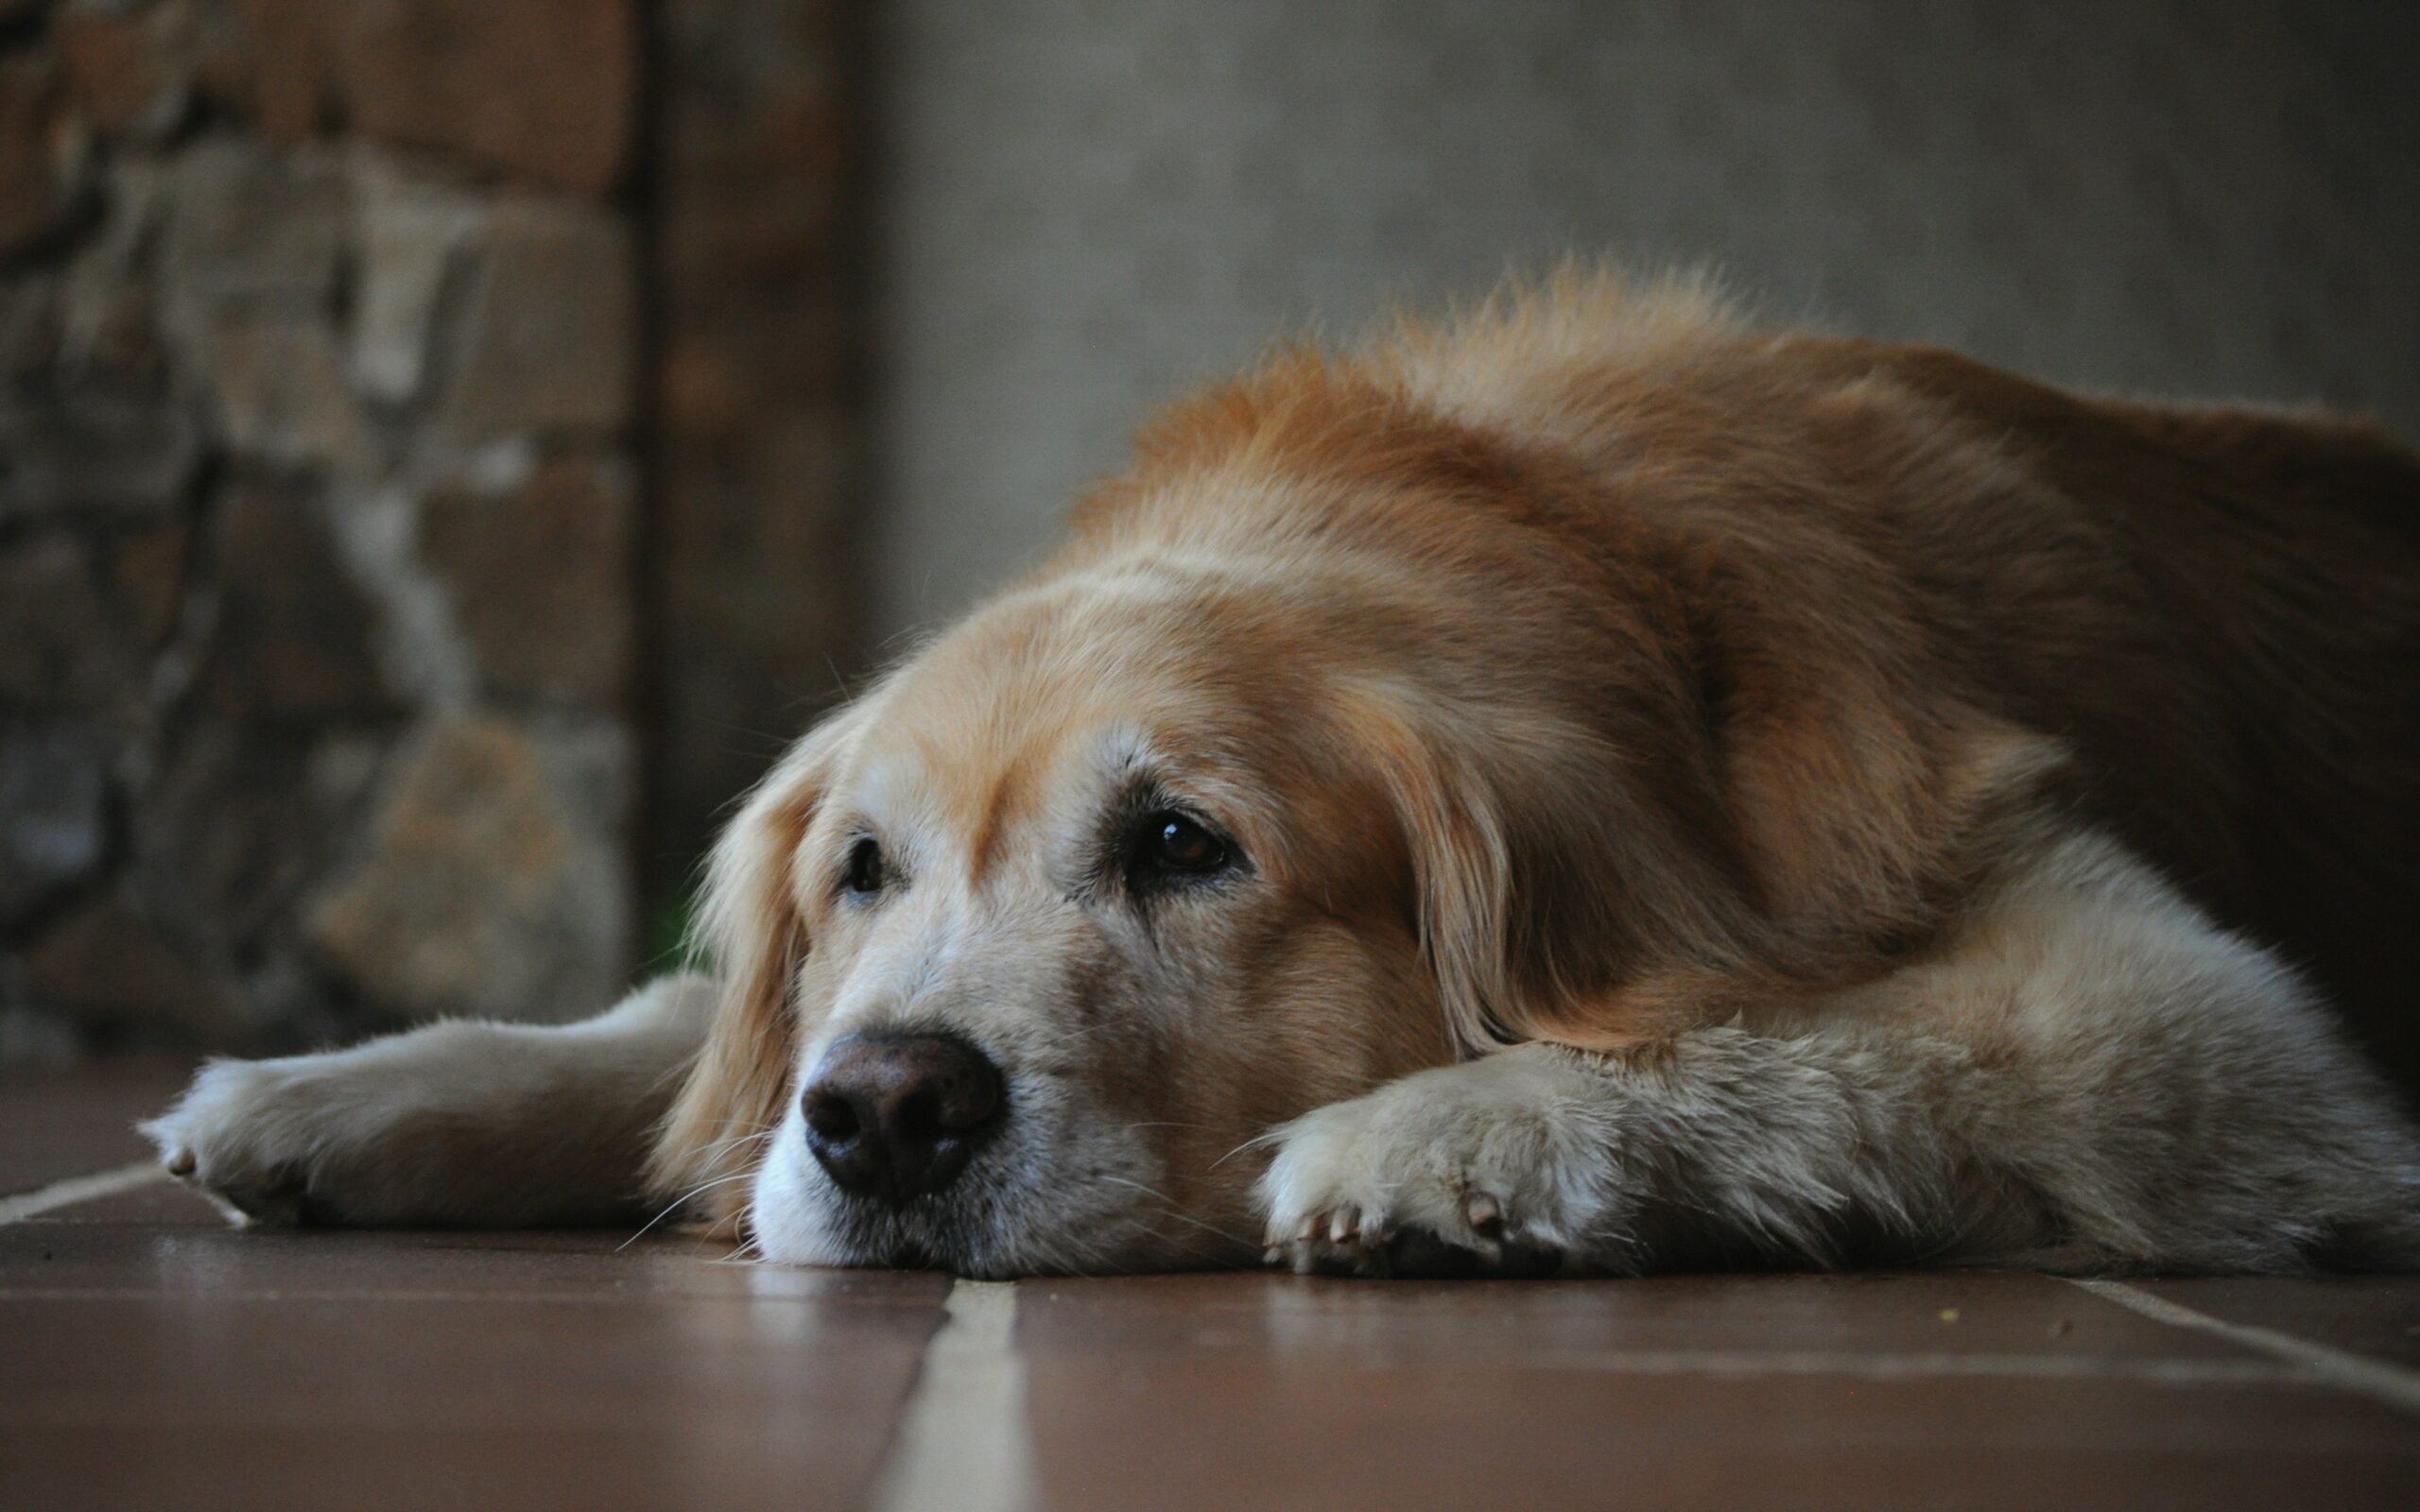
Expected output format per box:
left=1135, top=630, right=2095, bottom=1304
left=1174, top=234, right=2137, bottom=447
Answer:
left=743, top=1105, right=1217, bottom=1278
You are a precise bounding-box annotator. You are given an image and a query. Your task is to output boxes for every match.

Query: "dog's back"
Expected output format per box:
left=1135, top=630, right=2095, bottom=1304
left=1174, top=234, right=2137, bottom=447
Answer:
left=1815, top=340, right=2420, bottom=1090
left=1096, top=298, right=2420, bottom=1090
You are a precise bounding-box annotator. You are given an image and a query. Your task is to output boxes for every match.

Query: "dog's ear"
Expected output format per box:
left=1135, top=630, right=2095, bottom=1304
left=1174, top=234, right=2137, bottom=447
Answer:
left=1611, top=529, right=2073, bottom=1041
left=1709, top=679, right=2071, bottom=985
left=648, top=702, right=873, bottom=1222
left=1346, top=688, right=1702, bottom=1056
left=1354, top=631, right=2066, bottom=1057
left=1353, top=705, right=1522, bottom=1054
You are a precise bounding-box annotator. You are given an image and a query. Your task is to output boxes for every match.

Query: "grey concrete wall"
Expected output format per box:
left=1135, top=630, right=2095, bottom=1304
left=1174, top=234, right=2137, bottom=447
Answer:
left=868, top=0, right=2419, bottom=636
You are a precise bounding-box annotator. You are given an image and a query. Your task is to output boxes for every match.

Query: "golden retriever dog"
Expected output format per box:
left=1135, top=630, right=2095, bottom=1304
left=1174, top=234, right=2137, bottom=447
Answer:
left=146, top=274, right=2420, bottom=1279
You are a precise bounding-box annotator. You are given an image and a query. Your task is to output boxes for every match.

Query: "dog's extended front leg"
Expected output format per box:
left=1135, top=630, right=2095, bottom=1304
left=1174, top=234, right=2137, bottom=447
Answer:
left=1258, top=1029, right=2002, bottom=1277
left=1260, top=830, right=2420, bottom=1278
left=144, top=973, right=720, bottom=1228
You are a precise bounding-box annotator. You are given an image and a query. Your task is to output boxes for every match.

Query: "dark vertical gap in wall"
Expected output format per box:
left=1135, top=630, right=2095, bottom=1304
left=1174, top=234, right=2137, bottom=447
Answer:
left=829, top=0, right=885, bottom=684
left=628, top=0, right=675, bottom=966
left=625, top=1, right=884, bottom=956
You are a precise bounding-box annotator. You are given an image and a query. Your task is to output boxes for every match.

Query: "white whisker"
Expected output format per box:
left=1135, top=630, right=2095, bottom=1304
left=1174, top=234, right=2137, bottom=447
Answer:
left=1096, top=1174, right=1257, bottom=1250
left=618, top=1171, right=758, bottom=1252
left=1209, top=1126, right=1286, bottom=1171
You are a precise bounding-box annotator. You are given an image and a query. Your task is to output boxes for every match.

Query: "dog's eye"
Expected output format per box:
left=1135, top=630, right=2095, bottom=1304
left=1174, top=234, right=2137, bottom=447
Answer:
left=842, top=837, right=886, bottom=896
left=1134, top=812, right=1231, bottom=879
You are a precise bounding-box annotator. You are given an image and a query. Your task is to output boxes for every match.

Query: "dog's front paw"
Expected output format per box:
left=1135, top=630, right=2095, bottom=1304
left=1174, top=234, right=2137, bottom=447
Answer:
left=1256, top=1045, right=1625, bottom=1278
left=142, top=1057, right=396, bottom=1226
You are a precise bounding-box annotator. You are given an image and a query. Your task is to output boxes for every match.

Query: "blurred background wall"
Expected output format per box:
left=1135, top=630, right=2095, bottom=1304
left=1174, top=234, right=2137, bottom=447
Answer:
left=0, top=0, right=2411, bottom=1058
left=870, top=0, right=2420, bottom=632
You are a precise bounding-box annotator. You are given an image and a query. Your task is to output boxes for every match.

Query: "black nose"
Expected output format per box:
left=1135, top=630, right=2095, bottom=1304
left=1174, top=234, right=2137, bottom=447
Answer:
left=801, top=1033, right=1005, bottom=1205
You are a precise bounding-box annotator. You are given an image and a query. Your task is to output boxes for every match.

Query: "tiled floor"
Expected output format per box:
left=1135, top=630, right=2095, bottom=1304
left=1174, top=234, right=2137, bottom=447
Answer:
left=4, top=1064, right=2416, bottom=1510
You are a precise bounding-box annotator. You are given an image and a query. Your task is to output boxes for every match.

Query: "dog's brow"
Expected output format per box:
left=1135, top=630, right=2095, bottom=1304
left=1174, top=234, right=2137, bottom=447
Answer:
left=964, top=749, right=1040, bottom=889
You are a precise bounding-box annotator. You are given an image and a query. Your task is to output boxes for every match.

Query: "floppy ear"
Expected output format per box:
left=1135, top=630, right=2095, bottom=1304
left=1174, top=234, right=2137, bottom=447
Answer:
left=647, top=703, right=872, bottom=1221
left=1357, top=709, right=1524, bottom=1056
left=1356, top=639, right=2068, bottom=1058
left=1712, top=686, right=2072, bottom=977
left=1346, top=689, right=1696, bottom=1057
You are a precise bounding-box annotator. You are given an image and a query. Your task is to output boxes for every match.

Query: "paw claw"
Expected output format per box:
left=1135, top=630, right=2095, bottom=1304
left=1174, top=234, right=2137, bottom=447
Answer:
left=1253, top=1051, right=1615, bottom=1280
left=1466, top=1192, right=1504, bottom=1238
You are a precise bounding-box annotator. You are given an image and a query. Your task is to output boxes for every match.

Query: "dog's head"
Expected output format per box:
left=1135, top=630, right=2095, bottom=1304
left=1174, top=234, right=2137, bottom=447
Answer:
left=660, top=562, right=1478, bottom=1274
left=648, top=287, right=2069, bottom=1274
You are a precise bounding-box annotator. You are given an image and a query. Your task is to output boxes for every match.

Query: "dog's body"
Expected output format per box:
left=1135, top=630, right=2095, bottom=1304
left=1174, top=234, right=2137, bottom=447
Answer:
left=147, top=276, right=2420, bottom=1278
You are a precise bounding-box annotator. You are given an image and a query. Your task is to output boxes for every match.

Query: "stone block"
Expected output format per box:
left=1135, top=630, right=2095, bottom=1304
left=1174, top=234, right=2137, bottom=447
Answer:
left=422, top=455, right=633, bottom=706
left=23, top=892, right=239, bottom=1041
left=330, top=0, right=635, bottom=194
left=0, top=721, right=111, bottom=928
left=192, top=483, right=398, bottom=720
left=130, top=721, right=362, bottom=950
left=55, top=155, right=172, bottom=382
left=109, top=518, right=192, bottom=650
left=58, top=6, right=191, bottom=141
left=308, top=712, right=631, bottom=1024
left=208, top=0, right=338, bottom=143
left=207, top=320, right=371, bottom=467
left=348, top=156, right=479, bottom=404
left=0, top=273, right=58, bottom=378
left=0, top=53, right=86, bottom=256
left=0, top=388, right=200, bottom=521
left=160, top=138, right=347, bottom=349
left=0, top=534, right=138, bottom=710
left=440, top=197, right=633, bottom=438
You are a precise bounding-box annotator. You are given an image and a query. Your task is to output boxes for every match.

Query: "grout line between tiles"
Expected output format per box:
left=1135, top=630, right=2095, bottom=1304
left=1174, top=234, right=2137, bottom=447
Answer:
left=0, top=1285, right=893, bottom=1304
left=2068, top=1277, right=2420, bottom=1418
left=867, top=1279, right=1036, bottom=1512
left=1369, top=1348, right=2306, bottom=1387
left=0, top=1161, right=167, bottom=1225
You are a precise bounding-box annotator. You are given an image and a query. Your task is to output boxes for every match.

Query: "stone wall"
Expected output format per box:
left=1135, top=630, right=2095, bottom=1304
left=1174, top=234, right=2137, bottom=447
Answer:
left=0, top=0, right=648, bottom=1057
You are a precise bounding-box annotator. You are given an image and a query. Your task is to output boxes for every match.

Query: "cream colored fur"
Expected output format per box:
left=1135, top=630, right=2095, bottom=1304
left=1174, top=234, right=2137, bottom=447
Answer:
left=145, top=974, right=717, bottom=1228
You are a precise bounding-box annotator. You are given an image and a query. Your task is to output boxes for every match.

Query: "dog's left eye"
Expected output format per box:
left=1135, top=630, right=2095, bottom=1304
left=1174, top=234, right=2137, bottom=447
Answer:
left=841, top=837, right=886, bottom=896
left=1132, top=812, right=1232, bottom=880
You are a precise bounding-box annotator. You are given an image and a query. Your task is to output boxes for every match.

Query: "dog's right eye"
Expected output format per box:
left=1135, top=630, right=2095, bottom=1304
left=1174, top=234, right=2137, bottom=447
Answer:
left=1123, top=810, right=1238, bottom=892
left=841, top=837, right=886, bottom=897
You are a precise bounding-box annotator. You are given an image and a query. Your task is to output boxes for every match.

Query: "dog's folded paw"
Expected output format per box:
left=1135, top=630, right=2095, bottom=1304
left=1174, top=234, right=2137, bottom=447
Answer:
left=1254, top=1046, right=1623, bottom=1279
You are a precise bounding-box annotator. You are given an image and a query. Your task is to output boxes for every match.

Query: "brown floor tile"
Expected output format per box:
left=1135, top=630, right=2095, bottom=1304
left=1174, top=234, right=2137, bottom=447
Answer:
left=1022, top=1351, right=2420, bottom=1512
left=0, top=1061, right=195, bottom=1194
left=1013, top=1270, right=2260, bottom=1366
left=1007, top=1275, right=2420, bottom=1512
left=2137, top=1276, right=2420, bottom=1368
left=0, top=1225, right=949, bottom=1512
